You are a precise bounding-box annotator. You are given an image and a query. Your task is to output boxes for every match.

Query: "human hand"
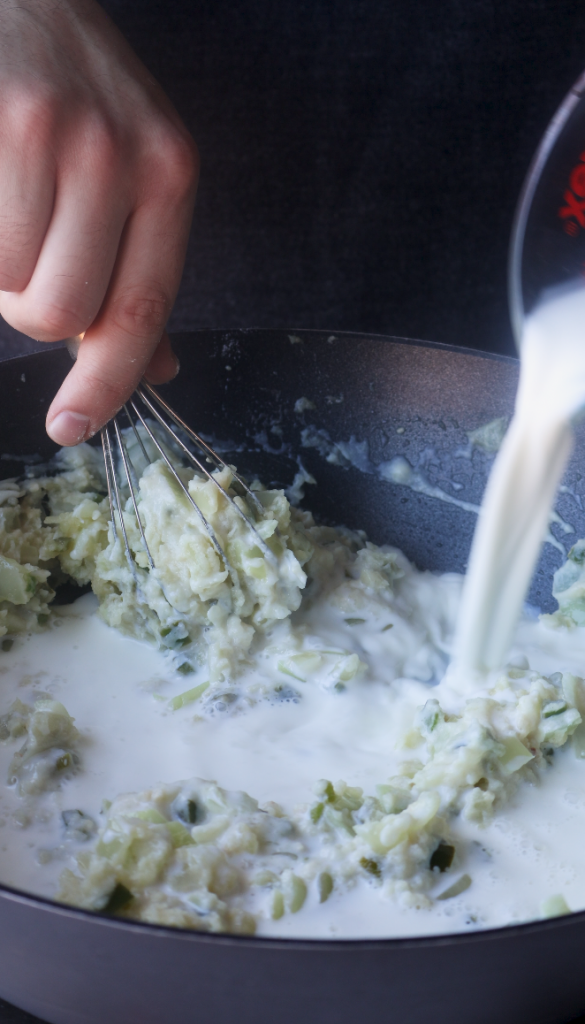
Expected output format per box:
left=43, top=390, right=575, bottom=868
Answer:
left=0, top=0, right=199, bottom=445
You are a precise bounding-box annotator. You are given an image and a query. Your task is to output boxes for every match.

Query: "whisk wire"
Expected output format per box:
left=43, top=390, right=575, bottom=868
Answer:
left=129, top=399, right=232, bottom=572
left=101, top=425, right=119, bottom=543
left=124, top=403, right=150, bottom=465
left=113, top=417, right=155, bottom=571
left=139, top=382, right=265, bottom=518
left=135, top=386, right=278, bottom=567
left=101, top=423, right=137, bottom=581
left=100, top=382, right=283, bottom=585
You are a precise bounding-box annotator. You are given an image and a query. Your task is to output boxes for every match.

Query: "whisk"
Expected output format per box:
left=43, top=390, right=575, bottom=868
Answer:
left=100, top=381, right=279, bottom=581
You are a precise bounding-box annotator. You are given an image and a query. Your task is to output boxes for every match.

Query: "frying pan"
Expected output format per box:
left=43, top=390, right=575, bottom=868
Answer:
left=0, top=328, right=583, bottom=1024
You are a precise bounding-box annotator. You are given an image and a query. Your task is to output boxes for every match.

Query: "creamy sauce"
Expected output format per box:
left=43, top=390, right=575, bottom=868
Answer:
left=0, top=592, right=435, bottom=899
left=1, top=584, right=585, bottom=937
left=5, top=304, right=585, bottom=939
left=454, top=286, right=585, bottom=676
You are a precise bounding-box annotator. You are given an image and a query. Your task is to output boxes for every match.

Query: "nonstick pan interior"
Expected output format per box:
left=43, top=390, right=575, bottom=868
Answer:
left=0, top=329, right=584, bottom=1024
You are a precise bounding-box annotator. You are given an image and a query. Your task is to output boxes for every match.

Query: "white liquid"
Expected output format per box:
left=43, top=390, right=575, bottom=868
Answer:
left=0, top=593, right=434, bottom=908
left=1, top=586, right=585, bottom=937
left=6, top=297, right=585, bottom=937
left=454, top=285, right=585, bottom=676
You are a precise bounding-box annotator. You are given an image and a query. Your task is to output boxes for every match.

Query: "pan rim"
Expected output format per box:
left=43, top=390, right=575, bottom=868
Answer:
left=0, top=330, right=554, bottom=954
left=0, top=327, right=519, bottom=371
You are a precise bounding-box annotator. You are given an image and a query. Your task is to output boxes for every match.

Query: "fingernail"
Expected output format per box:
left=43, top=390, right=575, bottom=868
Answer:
left=47, top=410, right=91, bottom=446
left=170, top=354, right=180, bottom=379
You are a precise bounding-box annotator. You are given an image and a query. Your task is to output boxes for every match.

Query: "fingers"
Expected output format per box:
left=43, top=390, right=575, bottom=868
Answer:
left=46, top=144, right=197, bottom=445
left=144, top=332, right=180, bottom=384
left=0, top=126, right=130, bottom=341
left=0, top=88, right=57, bottom=292
left=0, top=0, right=198, bottom=445
left=46, top=283, right=171, bottom=445
left=47, top=334, right=183, bottom=447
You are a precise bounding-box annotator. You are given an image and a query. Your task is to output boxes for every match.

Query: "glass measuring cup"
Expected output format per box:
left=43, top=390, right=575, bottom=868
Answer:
left=509, top=67, right=585, bottom=346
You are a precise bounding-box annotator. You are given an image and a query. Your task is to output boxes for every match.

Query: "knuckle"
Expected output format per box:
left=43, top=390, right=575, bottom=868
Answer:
left=0, top=218, right=40, bottom=286
left=74, top=352, right=140, bottom=422
left=149, top=129, right=199, bottom=198
left=31, top=300, right=89, bottom=341
left=0, top=310, right=54, bottom=343
left=110, top=286, right=170, bottom=339
left=79, top=110, right=122, bottom=170
left=2, top=83, right=59, bottom=144
left=0, top=255, right=34, bottom=293
left=78, top=367, right=126, bottom=407
left=0, top=273, right=30, bottom=294
left=169, top=132, right=200, bottom=184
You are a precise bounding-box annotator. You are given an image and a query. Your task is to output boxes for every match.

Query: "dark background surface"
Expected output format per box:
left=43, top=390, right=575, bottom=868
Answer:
left=2, top=0, right=585, bottom=1021
left=4, top=0, right=585, bottom=364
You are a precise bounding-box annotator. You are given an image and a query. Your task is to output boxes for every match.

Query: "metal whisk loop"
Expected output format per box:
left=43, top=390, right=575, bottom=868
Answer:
left=101, top=426, right=119, bottom=542
left=128, top=400, right=233, bottom=574
left=112, top=418, right=155, bottom=571
left=135, top=385, right=278, bottom=568
left=100, top=380, right=284, bottom=587
left=123, top=403, right=150, bottom=465
left=101, top=424, right=139, bottom=582
left=138, top=382, right=265, bottom=518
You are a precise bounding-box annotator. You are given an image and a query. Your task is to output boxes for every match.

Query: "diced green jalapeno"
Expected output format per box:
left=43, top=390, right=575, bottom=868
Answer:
left=135, top=809, right=168, bottom=824
left=360, top=857, right=381, bottom=878
left=0, top=555, right=36, bottom=604
left=166, top=821, right=195, bottom=848
left=176, top=799, right=199, bottom=825
left=338, top=654, right=361, bottom=681
left=266, top=536, right=283, bottom=557
left=177, top=662, right=194, bottom=676
left=271, top=890, right=285, bottom=920
left=62, top=809, right=96, bottom=841
left=62, top=810, right=83, bottom=827
left=344, top=618, right=366, bottom=626
left=318, top=872, right=334, bottom=903
left=499, top=736, right=534, bottom=774
left=102, top=882, right=134, bottom=915
left=436, top=874, right=471, bottom=900
left=540, top=894, right=571, bottom=918
left=277, top=661, right=305, bottom=682
left=543, top=701, right=568, bottom=718
left=285, top=874, right=307, bottom=913
left=248, top=563, right=267, bottom=580
left=430, top=841, right=455, bottom=872
left=253, top=870, right=277, bottom=886
left=168, top=682, right=209, bottom=710
left=310, top=802, right=324, bottom=823
left=419, top=699, right=442, bottom=733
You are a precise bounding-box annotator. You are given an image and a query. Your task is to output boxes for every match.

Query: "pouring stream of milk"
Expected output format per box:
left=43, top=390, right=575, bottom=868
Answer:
left=453, top=284, right=585, bottom=678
